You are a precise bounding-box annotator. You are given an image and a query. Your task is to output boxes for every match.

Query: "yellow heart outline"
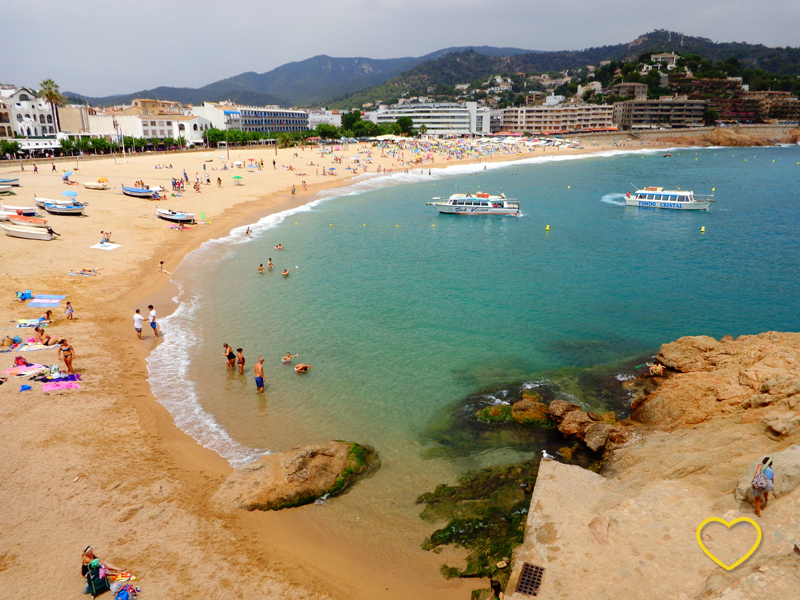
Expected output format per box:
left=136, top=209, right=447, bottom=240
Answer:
left=696, top=517, right=762, bottom=570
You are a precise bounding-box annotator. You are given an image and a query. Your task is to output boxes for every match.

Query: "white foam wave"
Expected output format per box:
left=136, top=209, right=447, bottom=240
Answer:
left=615, top=373, right=636, bottom=381
left=601, top=193, right=627, bottom=206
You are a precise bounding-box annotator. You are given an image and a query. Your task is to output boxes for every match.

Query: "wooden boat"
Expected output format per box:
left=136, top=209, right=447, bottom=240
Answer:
left=1, top=224, right=58, bottom=241
left=122, top=186, right=159, bottom=199
left=83, top=182, right=111, bottom=190
left=43, top=202, right=85, bottom=216
left=0, top=185, right=13, bottom=193
left=7, top=214, right=48, bottom=227
left=0, top=202, right=37, bottom=216
left=0, top=178, right=20, bottom=186
left=34, top=194, right=82, bottom=208
left=156, top=206, right=195, bottom=223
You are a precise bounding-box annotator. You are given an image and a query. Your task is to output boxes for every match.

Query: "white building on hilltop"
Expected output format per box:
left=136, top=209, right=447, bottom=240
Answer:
left=0, top=87, right=58, bottom=137
left=366, top=102, right=491, bottom=137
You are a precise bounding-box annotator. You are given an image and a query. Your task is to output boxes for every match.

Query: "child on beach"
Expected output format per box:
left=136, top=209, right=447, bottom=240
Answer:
left=65, top=301, right=74, bottom=320
left=282, top=352, right=298, bottom=364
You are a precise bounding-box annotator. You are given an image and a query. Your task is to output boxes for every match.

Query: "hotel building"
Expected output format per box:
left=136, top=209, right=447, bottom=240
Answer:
left=366, top=102, right=491, bottom=137
left=500, top=103, right=614, bottom=134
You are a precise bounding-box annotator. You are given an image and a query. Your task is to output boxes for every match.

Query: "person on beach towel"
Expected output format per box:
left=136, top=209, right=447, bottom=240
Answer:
left=81, top=546, right=123, bottom=596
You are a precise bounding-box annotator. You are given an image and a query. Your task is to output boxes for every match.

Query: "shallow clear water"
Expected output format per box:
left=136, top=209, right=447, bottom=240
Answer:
left=148, top=145, right=800, bottom=523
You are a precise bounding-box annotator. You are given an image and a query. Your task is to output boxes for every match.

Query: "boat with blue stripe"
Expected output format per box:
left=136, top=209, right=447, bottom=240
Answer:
left=625, top=187, right=712, bottom=210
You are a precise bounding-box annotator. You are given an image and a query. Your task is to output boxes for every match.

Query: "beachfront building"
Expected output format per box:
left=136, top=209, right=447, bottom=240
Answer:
left=192, top=102, right=309, bottom=134
left=85, top=112, right=212, bottom=145
left=306, top=109, right=342, bottom=128
left=0, top=97, right=11, bottom=137
left=612, top=96, right=707, bottom=130
left=500, top=103, right=614, bottom=134
left=368, top=102, right=491, bottom=137
left=0, top=87, right=59, bottom=137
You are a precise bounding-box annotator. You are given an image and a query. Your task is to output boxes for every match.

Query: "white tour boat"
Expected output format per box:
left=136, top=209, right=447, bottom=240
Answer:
left=427, top=193, right=520, bottom=215
left=626, top=187, right=711, bottom=210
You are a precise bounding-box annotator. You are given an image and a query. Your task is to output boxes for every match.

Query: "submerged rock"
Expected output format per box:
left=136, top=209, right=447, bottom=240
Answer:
left=213, top=440, right=380, bottom=511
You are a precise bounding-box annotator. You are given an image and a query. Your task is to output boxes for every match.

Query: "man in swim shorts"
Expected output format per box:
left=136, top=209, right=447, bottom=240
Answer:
left=254, top=356, right=265, bottom=392
left=148, top=305, right=159, bottom=338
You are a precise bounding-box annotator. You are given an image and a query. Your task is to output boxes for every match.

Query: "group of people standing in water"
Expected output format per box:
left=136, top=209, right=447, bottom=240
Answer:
left=221, top=345, right=311, bottom=393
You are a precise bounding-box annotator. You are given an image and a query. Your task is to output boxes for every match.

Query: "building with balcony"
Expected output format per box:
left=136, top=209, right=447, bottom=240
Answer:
left=192, top=102, right=309, bottom=134
left=366, top=102, right=491, bottom=137
left=610, top=82, right=648, bottom=98
left=0, top=87, right=58, bottom=137
left=613, top=95, right=707, bottom=130
left=306, top=109, right=342, bottom=129
left=500, top=103, right=614, bottom=134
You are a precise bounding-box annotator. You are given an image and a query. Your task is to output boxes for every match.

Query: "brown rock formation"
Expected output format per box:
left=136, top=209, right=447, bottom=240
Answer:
left=546, top=399, right=581, bottom=423
left=511, top=398, right=548, bottom=422
left=212, top=440, right=380, bottom=511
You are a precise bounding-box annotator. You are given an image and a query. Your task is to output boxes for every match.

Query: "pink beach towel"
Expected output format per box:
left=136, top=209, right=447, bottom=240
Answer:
left=42, top=382, right=81, bottom=392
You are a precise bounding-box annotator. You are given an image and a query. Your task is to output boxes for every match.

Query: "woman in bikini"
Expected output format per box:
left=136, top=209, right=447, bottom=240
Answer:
left=34, top=327, right=62, bottom=346
left=58, top=339, right=75, bottom=373
left=237, top=348, right=245, bottom=375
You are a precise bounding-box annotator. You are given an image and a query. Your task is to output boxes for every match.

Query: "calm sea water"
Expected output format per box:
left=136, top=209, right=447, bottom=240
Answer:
left=148, top=145, right=800, bottom=524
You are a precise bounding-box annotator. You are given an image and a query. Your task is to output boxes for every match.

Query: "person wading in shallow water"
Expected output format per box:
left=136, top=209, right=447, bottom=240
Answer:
left=254, top=355, right=265, bottom=392
left=752, top=456, right=775, bottom=517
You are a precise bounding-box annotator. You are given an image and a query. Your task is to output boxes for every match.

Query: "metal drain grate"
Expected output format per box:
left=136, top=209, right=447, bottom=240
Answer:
left=515, top=563, right=545, bottom=596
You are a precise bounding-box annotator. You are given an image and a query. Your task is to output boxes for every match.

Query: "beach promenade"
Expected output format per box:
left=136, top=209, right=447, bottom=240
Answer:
left=0, top=140, right=622, bottom=599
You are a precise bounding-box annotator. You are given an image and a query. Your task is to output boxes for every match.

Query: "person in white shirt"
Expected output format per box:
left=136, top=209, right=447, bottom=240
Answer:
left=148, top=304, right=159, bottom=338
left=133, top=309, right=144, bottom=340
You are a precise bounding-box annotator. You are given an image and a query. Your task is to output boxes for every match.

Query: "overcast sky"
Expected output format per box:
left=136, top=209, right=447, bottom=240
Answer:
left=5, top=0, right=799, bottom=98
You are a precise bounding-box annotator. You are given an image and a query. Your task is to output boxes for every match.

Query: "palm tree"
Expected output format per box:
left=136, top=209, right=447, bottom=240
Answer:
left=39, top=79, right=65, bottom=134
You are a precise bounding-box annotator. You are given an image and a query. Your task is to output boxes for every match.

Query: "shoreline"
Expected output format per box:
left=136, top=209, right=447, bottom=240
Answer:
left=0, top=135, right=793, bottom=598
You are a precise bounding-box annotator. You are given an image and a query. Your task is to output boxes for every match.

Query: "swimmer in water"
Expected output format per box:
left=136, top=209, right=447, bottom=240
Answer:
left=258, top=264, right=264, bottom=274
left=274, top=244, right=284, bottom=250
left=267, top=258, right=273, bottom=271
left=295, top=364, right=311, bottom=373
left=282, top=352, right=298, bottom=364
left=237, top=348, right=245, bottom=375
left=281, top=268, right=290, bottom=276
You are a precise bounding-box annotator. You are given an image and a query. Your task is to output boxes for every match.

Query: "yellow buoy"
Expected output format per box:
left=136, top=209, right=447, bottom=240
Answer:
left=396, top=225, right=399, bottom=228
left=295, top=223, right=297, bottom=225
left=695, top=158, right=698, bottom=161
left=744, top=159, right=747, bottom=162
left=432, top=224, right=435, bottom=227
left=363, top=224, right=366, bottom=226
left=546, top=225, right=550, bottom=231
left=701, top=226, right=706, bottom=233
left=712, top=188, right=715, bottom=191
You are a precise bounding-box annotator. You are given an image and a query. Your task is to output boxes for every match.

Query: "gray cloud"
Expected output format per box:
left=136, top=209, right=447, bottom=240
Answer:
left=5, top=0, right=799, bottom=98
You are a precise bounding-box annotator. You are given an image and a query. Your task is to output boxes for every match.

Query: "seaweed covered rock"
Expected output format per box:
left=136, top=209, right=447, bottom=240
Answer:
left=511, top=399, right=548, bottom=423
left=213, top=440, right=380, bottom=511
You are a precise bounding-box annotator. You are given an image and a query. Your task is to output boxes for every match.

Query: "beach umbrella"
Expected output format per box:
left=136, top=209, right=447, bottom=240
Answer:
left=65, top=171, right=74, bottom=177
left=232, top=176, right=243, bottom=179
left=219, top=155, right=226, bottom=159
left=233, top=161, right=243, bottom=165
left=97, top=177, right=108, bottom=183
left=62, top=190, right=78, bottom=197
left=247, top=158, right=256, bottom=162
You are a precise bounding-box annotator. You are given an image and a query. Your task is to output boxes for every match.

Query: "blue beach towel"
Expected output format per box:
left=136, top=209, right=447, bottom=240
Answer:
left=33, top=294, right=67, bottom=300
left=20, top=385, right=32, bottom=392
left=28, top=301, right=62, bottom=308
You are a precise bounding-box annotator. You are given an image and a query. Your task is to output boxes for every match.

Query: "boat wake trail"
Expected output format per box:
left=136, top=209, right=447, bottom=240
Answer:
left=601, top=193, right=627, bottom=206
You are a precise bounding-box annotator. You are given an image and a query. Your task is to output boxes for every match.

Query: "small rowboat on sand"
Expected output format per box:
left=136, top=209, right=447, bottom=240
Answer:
left=1, top=224, right=58, bottom=241
left=122, top=186, right=159, bottom=199
left=7, top=214, right=48, bottom=227
left=83, top=182, right=111, bottom=190
left=156, top=206, right=195, bottom=223
left=0, top=202, right=37, bottom=216
left=0, top=178, right=20, bottom=186
left=43, top=202, right=85, bottom=216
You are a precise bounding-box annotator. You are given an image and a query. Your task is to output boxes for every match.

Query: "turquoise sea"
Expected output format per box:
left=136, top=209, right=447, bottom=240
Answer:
left=148, top=145, right=800, bottom=534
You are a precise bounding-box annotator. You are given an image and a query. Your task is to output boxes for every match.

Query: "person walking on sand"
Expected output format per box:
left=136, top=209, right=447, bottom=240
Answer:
left=254, top=355, right=265, bottom=392
left=237, top=348, right=245, bottom=375
left=752, top=456, right=775, bottom=517
left=148, top=305, right=159, bottom=338
left=52, top=163, right=57, bottom=172
left=133, top=308, right=144, bottom=340
left=58, top=339, right=75, bottom=373
left=65, top=301, right=74, bottom=320
left=222, top=343, right=236, bottom=370
left=217, top=177, right=222, bottom=188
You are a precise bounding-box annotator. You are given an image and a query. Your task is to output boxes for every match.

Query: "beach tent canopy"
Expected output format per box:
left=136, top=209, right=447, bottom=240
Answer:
left=62, top=190, right=78, bottom=197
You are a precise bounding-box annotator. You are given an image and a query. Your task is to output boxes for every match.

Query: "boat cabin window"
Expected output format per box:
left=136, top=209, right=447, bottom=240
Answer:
left=456, top=200, right=464, bottom=205
left=481, top=202, right=489, bottom=206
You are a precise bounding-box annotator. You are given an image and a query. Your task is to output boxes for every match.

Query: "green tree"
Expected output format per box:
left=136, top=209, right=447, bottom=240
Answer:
left=341, top=110, right=362, bottom=131
left=513, top=94, right=527, bottom=106
left=702, top=108, right=720, bottom=126
left=315, top=123, right=340, bottom=139
left=39, top=79, right=65, bottom=133
left=91, top=137, right=110, bottom=154
left=0, top=140, right=22, bottom=156
left=418, top=124, right=428, bottom=136
left=396, top=116, right=415, bottom=136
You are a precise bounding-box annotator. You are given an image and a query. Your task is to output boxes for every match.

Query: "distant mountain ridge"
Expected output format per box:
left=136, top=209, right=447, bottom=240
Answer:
left=65, top=32, right=799, bottom=110
left=65, top=46, right=538, bottom=108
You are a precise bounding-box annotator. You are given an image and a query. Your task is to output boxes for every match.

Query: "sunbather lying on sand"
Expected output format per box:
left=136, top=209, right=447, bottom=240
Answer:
left=35, top=327, right=63, bottom=346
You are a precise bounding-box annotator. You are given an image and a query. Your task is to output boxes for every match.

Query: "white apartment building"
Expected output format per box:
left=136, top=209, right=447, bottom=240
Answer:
left=306, top=110, right=342, bottom=128
left=192, top=102, right=309, bottom=134
left=367, top=102, right=491, bottom=137
left=0, top=87, right=59, bottom=137
left=86, top=113, right=211, bottom=144
left=500, top=103, right=614, bottom=134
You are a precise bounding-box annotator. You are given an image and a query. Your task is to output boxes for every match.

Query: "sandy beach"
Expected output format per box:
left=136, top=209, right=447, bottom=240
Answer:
left=0, top=136, right=700, bottom=599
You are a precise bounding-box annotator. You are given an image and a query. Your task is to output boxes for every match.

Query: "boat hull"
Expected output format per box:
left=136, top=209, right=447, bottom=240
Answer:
left=0, top=178, right=20, bottom=186
left=1, top=224, right=55, bottom=240
left=1, top=203, right=37, bottom=216
left=7, top=215, right=48, bottom=227
left=122, top=187, right=158, bottom=199
left=44, top=204, right=85, bottom=215
left=437, top=205, right=519, bottom=215
left=156, top=209, right=195, bottom=223
left=83, top=182, right=110, bottom=190
left=625, top=198, right=710, bottom=210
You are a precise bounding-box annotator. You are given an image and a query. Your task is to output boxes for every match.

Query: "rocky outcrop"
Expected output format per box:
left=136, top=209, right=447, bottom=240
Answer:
left=784, top=127, right=800, bottom=144
left=631, top=332, right=800, bottom=430
left=213, top=440, right=380, bottom=511
left=655, top=128, right=772, bottom=148
left=735, top=444, right=800, bottom=503
left=543, top=399, right=630, bottom=453
left=546, top=399, right=581, bottom=423
left=511, top=398, right=548, bottom=423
